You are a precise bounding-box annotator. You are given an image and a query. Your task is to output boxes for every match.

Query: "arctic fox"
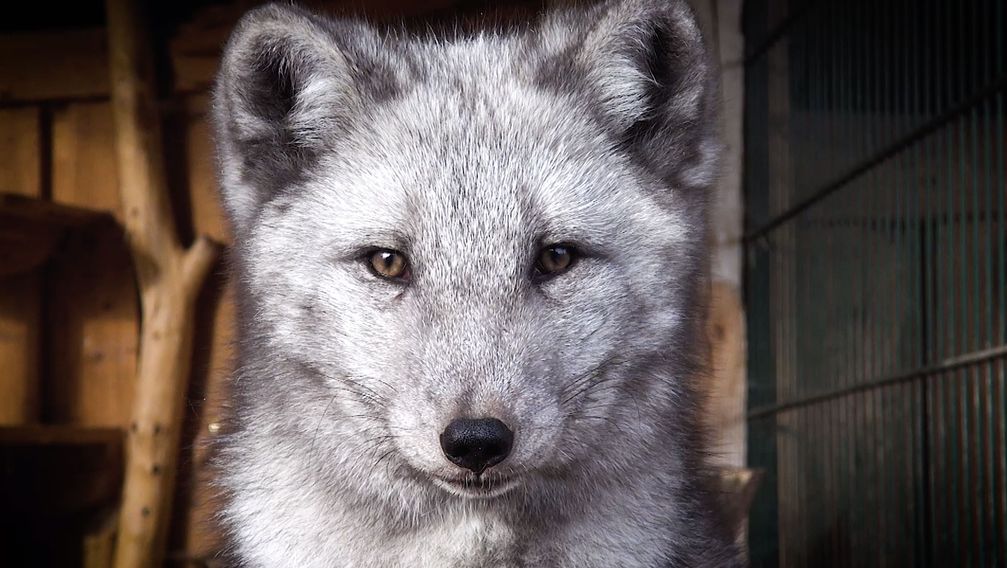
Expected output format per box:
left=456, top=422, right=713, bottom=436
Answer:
left=212, top=0, right=740, bottom=565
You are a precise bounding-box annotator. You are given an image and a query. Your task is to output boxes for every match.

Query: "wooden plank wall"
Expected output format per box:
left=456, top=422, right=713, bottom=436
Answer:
left=0, top=0, right=746, bottom=562
left=0, top=24, right=235, bottom=558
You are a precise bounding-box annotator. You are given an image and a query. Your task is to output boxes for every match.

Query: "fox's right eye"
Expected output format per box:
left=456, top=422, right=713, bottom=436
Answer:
left=366, top=249, right=411, bottom=282
left=534, top=243, right=579, bottom=281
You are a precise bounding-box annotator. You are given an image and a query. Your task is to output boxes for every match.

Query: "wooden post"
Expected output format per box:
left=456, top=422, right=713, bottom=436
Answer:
left=105, top=0, right=219, bottom=566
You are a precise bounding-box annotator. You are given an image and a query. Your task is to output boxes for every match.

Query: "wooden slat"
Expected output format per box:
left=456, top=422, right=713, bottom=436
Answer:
left=0, top=274, right=41, bottom=424
left=0, top=30, right=109, bottom=103
left=46, top=100, right=137, bottom=428
left=0, top=424, right=122, bottom=513
left=181, top=96, right=231, bottom=244
left=0, top=108, right=42, bottom=425
left=52, top=102, right=123, bottom=218
left=0, top=424, right=122, bottom=445
left=0, top=108, right=41, bottom=196
left=0, top=193, right=110, bottom=226
left=46, top=220, right=138, bottom=427
left=1, top=425, right=123, bottom=566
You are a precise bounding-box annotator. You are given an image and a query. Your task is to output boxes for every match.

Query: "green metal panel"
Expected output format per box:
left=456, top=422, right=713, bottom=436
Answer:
left=743, top=0, right=1006, bottom=565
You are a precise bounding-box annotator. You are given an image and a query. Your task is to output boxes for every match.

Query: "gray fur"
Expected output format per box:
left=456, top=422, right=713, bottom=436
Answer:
left=212, top=1, right=739, bottom=566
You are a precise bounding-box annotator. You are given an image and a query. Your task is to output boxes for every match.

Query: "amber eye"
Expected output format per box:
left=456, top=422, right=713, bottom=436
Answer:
left=367, top=249, right=410, bottom=281
left=535, top=244, right=578, bottom=278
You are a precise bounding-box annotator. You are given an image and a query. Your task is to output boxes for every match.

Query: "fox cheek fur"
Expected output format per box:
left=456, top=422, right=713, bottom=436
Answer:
left=212, top=1, right=740, bottom=566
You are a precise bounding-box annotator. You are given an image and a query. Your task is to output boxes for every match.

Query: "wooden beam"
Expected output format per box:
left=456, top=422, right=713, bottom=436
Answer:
left=104, top=0, right=219, bottom=566
left=0, top=109, right=43, bottom=425
left=0, top=193, right=113, bottom=277
left=0, top=425, right=123, bottom=513
left=0, top=30, right=110, bottom=104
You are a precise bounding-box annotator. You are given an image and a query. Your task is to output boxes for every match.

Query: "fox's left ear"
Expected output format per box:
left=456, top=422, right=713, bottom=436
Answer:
left=535, top=0, right=720, bottom=191
left=211, top=4, right=398, bottom=233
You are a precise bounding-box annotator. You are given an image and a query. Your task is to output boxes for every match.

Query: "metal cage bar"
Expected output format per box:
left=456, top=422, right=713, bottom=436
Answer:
left=743, top=0, right=1007, bottom=565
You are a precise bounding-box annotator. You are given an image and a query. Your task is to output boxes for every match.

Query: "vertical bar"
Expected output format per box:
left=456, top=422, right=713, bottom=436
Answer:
left=767, top=5, right=794, bottom=557
left=837, top=2, right=851, bottom=562
left=812, top=5, right=824, bottom=561
left=875, top=2, right=892, bottom=560
left=968, top=1, right=987, bottom=562
left=842, top=2, right=855, bottom=562
left=793, top=7, right=802, bottom=564
left=979, top=3, right=999, bottom=560
left=791, top=17, right=806, bottom=562
left=803, top=10, right=816, bottom=559
left=766, top=4, right=787, bottom=562
left=828, top=5, right=842, bottom=556
left=909, top=0, right=929, bottom=563
left=887, top=0, right=904, bottom=554
left=942, top=1, right=960, bottom=559
left=953, top=0, right=972, bottom=559
left=925, top=0, right=942, bottom=558
left=899, top=0, right=917, bottom=556
left=890, top=0, right=903, bottom=551
left=856, top=1, right=870, bottom=560
left=863, top=1, right=882, bottom=556
left=744, top=5, right=780, bottom=557
left=995, top=0, right=1006, bottom=554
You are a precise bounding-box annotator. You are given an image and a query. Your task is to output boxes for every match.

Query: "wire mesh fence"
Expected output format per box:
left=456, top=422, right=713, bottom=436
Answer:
left=743, top=0, right=1006, bottom=565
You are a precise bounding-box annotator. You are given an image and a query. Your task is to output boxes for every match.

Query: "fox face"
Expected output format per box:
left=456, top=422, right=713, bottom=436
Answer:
left=215, top=0, right=718, bottom=536
left=240, top=85, right=694, bottom=496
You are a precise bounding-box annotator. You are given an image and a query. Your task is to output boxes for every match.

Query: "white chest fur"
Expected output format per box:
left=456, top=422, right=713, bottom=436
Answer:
left=394, top=510, right=516, bottom=568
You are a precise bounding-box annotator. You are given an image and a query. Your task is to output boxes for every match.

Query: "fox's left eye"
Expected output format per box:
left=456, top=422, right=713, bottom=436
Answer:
left=535, top=244, right=579, bottom=279
left=367, top=249, right=410, bottom=281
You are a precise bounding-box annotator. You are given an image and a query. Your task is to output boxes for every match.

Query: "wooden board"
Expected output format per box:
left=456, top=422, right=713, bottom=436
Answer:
left=52, top=102, right=123, bottom=218
left=0, top=425, right=123, bottom=567
left=0, top=108, right=41, bottom=197
left=0, top=30, right=109, bottom=103
left=0, top=273, right=41, bottom=424
left=45, top=220, right=138, bottom=427
left=0, top=108, right=42, bottom=425
left=0, top=193, right=115, bottom=277
left=47, top=101, right=137, bottom=426
left=185, top=99, right=230, bottom=243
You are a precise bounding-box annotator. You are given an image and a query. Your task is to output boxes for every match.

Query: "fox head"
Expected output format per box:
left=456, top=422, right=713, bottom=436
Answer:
left=214, top=0, right=718, bottom=500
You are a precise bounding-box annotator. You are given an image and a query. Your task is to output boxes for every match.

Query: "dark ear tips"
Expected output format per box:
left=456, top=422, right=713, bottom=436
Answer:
left=216, top=5, right=350, bottom=146
left=212, top=4, right=382, bottom=231
left=235, top=39, right=297, bottom=137
left=537, top=0, right=719, bottom=190
left=616, top=20, right=677, bottom=146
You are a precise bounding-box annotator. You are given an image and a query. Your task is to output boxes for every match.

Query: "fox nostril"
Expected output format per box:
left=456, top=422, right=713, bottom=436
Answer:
left=439, top=417, right=513, bottom=474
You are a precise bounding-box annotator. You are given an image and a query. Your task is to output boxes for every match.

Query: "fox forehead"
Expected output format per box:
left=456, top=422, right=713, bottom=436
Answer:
left=280, top=83, right=682, bottom=261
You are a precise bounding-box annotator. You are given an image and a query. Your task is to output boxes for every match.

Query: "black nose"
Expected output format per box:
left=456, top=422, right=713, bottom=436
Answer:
left=439, top=417, right=514, bottom=474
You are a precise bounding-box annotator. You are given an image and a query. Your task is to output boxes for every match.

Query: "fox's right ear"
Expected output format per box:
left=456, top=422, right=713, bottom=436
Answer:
left=212, top=4, right=395, bottom=233
left=534, top=0, right=720, bottom=194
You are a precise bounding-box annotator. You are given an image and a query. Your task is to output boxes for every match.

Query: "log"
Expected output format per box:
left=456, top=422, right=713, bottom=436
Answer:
left=104, top=0, right=219, bottom=566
